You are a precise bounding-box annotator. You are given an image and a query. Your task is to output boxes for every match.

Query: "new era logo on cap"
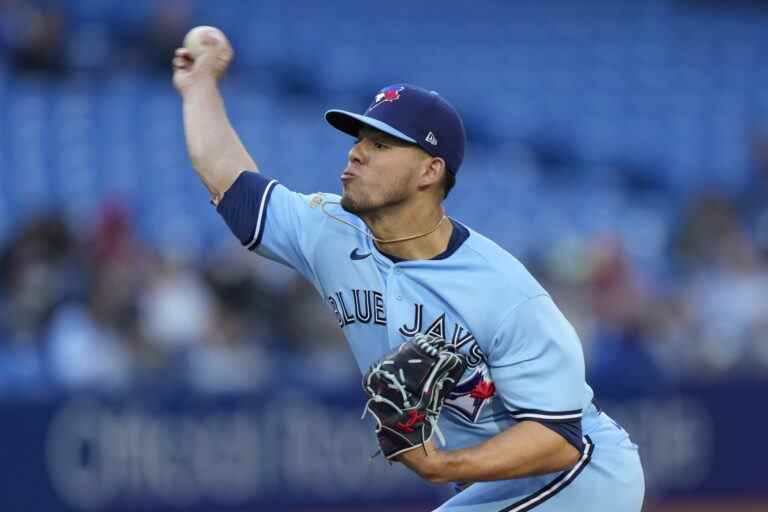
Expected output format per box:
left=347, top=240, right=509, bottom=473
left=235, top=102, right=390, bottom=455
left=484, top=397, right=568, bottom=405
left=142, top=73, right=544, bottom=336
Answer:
left=324, top=83, right=466, bottom=175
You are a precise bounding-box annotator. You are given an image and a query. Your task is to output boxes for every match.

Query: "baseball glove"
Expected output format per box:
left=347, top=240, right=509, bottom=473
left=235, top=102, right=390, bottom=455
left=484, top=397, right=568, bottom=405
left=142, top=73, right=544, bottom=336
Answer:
left=361, top=333, right=467, bottom=460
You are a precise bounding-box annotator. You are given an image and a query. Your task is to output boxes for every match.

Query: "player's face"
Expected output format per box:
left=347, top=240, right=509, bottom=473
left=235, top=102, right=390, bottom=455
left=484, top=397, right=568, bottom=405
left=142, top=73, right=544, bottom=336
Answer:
left=340, top=127, right=430, bottom=215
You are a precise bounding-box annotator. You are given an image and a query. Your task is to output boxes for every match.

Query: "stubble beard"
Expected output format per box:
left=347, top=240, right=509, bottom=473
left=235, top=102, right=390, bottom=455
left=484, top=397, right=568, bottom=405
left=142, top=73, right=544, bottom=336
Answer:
left=341, top=184, right=408, bottom=218
left=340, top=191, right=370, bottom=215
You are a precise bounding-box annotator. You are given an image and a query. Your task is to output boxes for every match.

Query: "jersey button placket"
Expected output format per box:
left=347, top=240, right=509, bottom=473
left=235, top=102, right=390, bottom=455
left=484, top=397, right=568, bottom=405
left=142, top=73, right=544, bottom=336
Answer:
left=385, top=267, right=405, bottom=346
left=393, top=267, right=403, bottom=300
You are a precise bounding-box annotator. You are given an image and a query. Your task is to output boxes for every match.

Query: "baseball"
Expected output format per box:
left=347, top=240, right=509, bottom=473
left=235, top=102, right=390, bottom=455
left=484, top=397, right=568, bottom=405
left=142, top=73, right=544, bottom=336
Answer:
left=183, top=25, right=225, bottom=58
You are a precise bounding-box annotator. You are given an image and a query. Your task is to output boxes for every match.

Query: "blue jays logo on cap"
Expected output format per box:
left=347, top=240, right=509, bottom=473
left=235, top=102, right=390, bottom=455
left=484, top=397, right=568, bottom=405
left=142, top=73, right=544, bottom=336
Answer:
left=367, top=85, right=405, bottom=112
left=325, top=83, right=466, bottom=175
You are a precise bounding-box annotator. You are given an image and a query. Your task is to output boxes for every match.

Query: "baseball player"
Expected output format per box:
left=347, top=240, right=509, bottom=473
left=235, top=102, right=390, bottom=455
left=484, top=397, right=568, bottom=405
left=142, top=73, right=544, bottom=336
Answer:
left=172, top=31, right=644, bottom=511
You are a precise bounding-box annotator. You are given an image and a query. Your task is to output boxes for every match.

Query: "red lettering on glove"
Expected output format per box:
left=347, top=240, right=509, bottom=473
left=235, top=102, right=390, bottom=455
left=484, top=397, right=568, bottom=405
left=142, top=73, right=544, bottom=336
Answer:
left=395, top=410, right=426, bottom=433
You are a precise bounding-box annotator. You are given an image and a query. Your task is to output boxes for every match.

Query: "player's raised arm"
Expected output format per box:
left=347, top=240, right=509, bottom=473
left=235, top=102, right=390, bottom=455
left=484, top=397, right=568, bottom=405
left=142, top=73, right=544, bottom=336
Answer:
left=173, top=26, right=257, bottom=205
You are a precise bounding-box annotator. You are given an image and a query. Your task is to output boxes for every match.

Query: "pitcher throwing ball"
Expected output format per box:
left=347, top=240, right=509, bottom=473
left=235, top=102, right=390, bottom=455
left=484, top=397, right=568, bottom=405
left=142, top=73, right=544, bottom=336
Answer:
left=172, top=26, right=645, bottom=512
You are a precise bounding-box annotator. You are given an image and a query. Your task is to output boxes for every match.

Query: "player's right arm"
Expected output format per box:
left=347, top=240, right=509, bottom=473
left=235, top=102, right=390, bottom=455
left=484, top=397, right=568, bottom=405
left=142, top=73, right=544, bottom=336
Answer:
left=172, top=30, right=331, bottom=283
left=172, top=30, right=256, bottom=205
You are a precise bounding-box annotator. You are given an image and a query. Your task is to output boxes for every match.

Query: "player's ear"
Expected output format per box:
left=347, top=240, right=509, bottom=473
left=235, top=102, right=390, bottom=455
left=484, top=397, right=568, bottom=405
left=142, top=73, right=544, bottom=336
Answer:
left=419, top=156, right=446, bottom=189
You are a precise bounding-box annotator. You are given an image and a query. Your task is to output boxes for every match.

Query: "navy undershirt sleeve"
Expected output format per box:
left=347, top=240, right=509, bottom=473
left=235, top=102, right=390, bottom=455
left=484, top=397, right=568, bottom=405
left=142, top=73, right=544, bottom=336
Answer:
left=215, top=171, right=278, bottom=249
left=535, top=418, right=584, bottom=454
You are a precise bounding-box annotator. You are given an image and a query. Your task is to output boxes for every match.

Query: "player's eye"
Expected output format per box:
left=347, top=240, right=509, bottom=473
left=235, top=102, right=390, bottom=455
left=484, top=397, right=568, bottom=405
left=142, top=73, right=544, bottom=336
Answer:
left=353, top=137, right=388, bottom=150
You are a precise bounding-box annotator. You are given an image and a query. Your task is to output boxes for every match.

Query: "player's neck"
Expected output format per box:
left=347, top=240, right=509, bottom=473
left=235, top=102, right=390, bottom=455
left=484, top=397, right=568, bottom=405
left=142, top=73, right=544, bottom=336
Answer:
left=365, top=205, right=453, bottom=261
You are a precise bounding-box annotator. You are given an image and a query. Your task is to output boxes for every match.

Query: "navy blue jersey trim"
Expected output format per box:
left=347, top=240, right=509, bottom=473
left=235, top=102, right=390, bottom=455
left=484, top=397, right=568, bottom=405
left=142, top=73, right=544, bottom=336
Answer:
left=536, top=419, right=583, bottom=454
left=246, top=179, right=277, bottom=250
left=215, top=172, right=277, bottom=249
left=434, top=219, right=469, bottom=260
left=380, top=218, right=469, bottom=263
left=499, top=436, right=594, bottom=512
left=510, top=408, right=583, bottom=423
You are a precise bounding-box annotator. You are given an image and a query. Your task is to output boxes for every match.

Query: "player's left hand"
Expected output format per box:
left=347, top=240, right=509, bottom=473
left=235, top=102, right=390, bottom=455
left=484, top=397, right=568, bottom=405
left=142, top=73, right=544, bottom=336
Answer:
left=361, top=334, right=466, bottom=460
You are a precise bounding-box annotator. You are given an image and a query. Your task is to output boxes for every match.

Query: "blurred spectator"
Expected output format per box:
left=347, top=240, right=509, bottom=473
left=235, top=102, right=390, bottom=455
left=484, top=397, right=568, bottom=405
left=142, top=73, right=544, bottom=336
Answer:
left=278, top=276, right=346, bottom=351
left=46, top=300, right=134, bottom=391
left=672, top=192, right=745, bottom=272
left=202, top=248, right=291, bottom=344
left=45, top=202, right=148, bottom=390
left=183, top=293, right=271, bottom=394
left=1, top=0, right=68, bottom=74
left=139, top=253, right=213, bottom=352
left=0, top=213, right=82, bottom=342
left=0, top=213, right=82, bottom=394
left=541, top=234, right=668, bottom=392
left=673, top=192, right=768, bottom=378
left=140, top=0, right=192, bottom=70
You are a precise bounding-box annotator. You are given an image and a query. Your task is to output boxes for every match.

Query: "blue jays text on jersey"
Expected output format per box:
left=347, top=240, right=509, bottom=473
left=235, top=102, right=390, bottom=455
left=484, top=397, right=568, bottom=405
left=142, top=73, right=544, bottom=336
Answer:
left=215, top=171, right=645, bottom=512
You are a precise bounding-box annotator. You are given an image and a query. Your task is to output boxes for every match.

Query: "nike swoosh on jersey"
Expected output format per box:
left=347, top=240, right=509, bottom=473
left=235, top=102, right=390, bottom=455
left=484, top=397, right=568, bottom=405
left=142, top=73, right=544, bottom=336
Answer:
left=350, top=248, right=372, bottom=260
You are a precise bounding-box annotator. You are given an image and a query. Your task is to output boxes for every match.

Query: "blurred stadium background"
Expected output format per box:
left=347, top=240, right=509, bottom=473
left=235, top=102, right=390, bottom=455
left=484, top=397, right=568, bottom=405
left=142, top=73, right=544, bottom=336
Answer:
left=1, top=0, right=767, bottom=510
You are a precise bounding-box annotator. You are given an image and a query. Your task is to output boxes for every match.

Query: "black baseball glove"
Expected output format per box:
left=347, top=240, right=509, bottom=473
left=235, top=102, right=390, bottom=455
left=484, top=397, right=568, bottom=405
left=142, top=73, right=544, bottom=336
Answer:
left=361, top=334, right=467, bottom=460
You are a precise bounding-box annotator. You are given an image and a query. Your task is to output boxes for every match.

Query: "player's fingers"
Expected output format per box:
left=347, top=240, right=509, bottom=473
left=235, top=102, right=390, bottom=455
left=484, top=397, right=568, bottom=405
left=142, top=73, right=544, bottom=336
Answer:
left=172, top=56, right=189, bottom=69
left=174, top=49, right=195, bottom=65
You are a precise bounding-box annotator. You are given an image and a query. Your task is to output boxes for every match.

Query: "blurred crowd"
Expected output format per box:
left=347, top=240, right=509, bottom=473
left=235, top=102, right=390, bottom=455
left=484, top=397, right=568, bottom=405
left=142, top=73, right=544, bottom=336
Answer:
left=534, top=181, right=768, bottom=392
left=1, top=0, right=768, bottom=398
left=0, top=201, right=352, bottom=397
left=0, top=0, right=193, bottom=75
left=1, top=150, right=767, bottom=397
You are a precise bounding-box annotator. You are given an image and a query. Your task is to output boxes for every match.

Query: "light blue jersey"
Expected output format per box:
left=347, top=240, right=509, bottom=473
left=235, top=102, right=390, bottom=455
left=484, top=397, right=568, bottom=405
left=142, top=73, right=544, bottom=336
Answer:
left=217, top=171, right=644, bottom=511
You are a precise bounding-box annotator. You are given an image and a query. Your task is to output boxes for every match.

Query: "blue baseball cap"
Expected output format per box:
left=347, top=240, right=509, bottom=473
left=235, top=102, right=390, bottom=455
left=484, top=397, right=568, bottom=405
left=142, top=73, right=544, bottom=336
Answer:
left=325, top=84, right=466, bottom=175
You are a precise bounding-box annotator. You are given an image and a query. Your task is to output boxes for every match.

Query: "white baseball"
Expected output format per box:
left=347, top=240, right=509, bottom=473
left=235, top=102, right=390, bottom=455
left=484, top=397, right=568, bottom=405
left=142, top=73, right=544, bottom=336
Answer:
left=183, top=25, right=225, bottom=58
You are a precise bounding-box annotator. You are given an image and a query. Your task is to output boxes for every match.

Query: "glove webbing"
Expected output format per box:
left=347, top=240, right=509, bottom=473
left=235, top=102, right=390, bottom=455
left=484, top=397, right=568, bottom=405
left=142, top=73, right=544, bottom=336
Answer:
left=361, top=346, right=462, bottom=457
